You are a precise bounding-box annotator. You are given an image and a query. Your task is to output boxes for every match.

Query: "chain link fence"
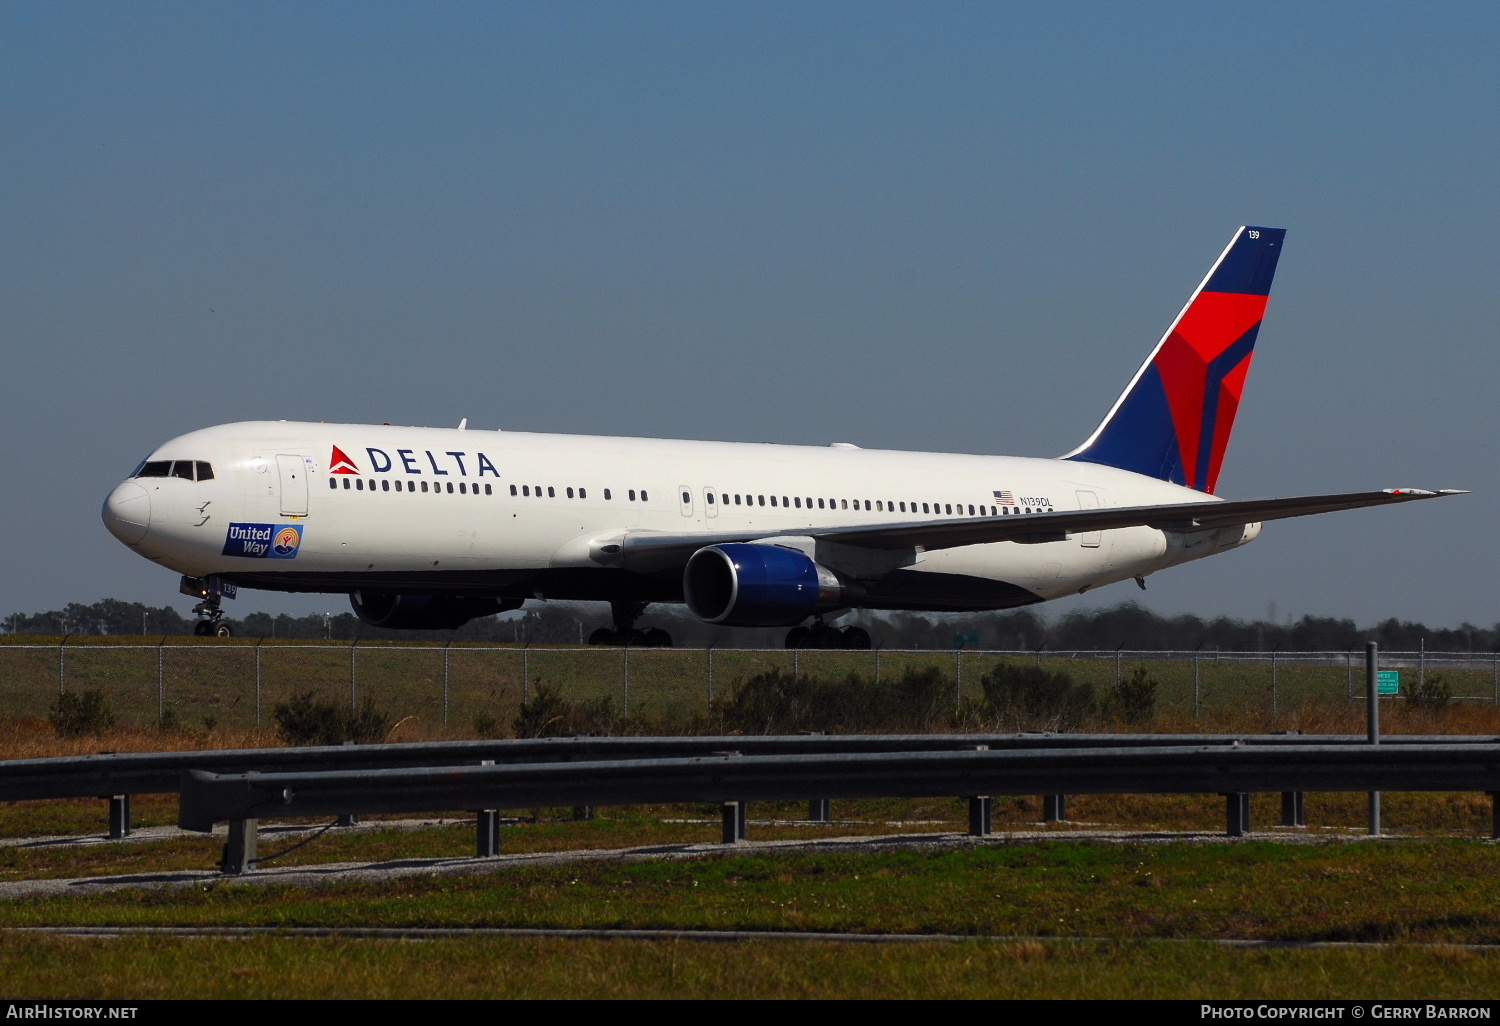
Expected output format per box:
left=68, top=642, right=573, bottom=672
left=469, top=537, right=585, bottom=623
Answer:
left=1, top=640, right=1495, bottom=733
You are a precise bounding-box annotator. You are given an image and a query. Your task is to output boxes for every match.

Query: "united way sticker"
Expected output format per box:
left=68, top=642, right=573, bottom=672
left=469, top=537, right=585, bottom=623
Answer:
left=223, top=523, right=303, bottom=559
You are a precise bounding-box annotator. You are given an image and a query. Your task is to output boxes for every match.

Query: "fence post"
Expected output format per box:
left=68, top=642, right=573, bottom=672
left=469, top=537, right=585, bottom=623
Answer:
left=58, top=634, right=69, bottom=694
left=1271, top=647, right=1278, bottom=717
left=707, top=644, right=715, bottom=710
left=875, top=645, right=882, bottom=683
left=956, top=649, right=963, bottom=710
left=522, top=643, right=529, bottom=705
left=1493, top=652, right=1497, bottom=706
left=622, top=642, right=630, bottom=716
left=1367, top=641, right=1381, bottom=837
left=443, top=641, right=451, bottom=732
left=349, top=640, right=358, bottom=711
left=1347, top=649, right=1353, bottom=703
left=793, top=646, right=799, bottom=679
left=1193, top=649, right=1200, bottom=720
left=1114, top=647, right=1121, bottom=686
left=1420, top=637, right=1426, bottom=693
left=157, top=636, right=166, bottom=723
left=254, top=638, right=263, bottom=729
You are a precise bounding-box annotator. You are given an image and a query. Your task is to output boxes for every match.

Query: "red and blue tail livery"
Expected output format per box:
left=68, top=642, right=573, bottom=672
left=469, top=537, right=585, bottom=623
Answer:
left=1065, top=226, right=1285, bottom=494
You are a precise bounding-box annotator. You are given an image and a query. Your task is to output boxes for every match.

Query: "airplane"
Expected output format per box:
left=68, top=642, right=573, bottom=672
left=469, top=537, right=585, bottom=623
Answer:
left=101, top=226, right=1461, bottom=647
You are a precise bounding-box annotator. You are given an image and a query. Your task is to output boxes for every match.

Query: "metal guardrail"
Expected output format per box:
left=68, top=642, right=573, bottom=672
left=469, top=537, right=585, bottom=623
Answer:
left=6, top=733, right=1498, bottom=802
left=175, top=741, right=1500, bottom=872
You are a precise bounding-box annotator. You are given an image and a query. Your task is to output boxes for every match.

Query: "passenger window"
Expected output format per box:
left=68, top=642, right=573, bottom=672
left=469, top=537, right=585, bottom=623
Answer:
left=567, top=487, right=574, bottom=498
left=547, top=487, right=555, bottom=497
left=944, top=503, right=951, bottom=514
left=793, top=497, right=800, bottom=508
left=968, top=504, right=974, bottom=515
left=329, top=479, right=337, bottom=490
left=770, top=495, right=777, bottom=507
left=604, top=488, right=612, bottom=500
left=629, top=490, right=636, bottom=501
left=170, top=461, right=194, bottom=481
left=136, top=461, right=171, bottom=478
left=579, top=488, right=586, bottom=498
left=445, top=482, right=453, bottom=494
left=682, top=490, right=690, bottom=504
left=707, top=493, right=715, bottom=504
left=381, top=480, right=390, bottom=492
left=735, top=494, right=742, bottom=505
left=485, top=484, right=493, bottom=495
left=522, top=486, right=530, bottom=496
left=510, top=485, right=517, bottom=495
left=864, top=500, right=871, bottom=511
left=875, top=500, right=883, bottom=512
left=641, top=490, right=648, bottom=501
left=758, top=495, right=765, bottom=506
left=421, top=481, right=429, bottom=493
left=195, top=462, right=214, bottom=481
left=782, top=496, right=788, bottom=507
left=840, top=499, right=847, bottom=509
left=459, top=482, right=467, bottom=494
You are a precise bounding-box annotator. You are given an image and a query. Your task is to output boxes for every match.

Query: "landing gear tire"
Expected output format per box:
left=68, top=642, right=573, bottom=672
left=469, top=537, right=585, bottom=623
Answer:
left=785, top=626, right=811, bottom=649
left=588, top=628, right=616, bottom=646
left=212, top=622, right=233, bottom=638
left=193, top=621, right=210, bottom=637
left=637, top=627, right=673, bottom=648
left=841, top=626, right=871, bottom=650
left=589, top=627, right=673, bottom=647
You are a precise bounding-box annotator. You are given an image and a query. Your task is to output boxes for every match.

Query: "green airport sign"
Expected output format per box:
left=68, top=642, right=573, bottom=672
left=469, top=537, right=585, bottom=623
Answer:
left=1377, top=670, right=1401, bottom=696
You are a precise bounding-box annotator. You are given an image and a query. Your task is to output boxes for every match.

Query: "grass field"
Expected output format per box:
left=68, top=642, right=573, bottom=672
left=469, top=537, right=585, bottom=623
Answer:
left=3, top=839, right=1500, bottom=998
left=2, top=651, right=1499, bottom=999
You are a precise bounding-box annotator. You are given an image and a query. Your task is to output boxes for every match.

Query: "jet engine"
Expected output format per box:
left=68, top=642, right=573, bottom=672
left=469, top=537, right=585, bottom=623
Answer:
left=350, top=592, right=522, bottom=630
left=683, top=543, right=861, bottom=627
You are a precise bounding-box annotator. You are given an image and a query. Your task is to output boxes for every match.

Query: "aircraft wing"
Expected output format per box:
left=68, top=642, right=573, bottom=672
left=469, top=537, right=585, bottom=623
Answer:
left=608, top=488, right=1464, bottom=572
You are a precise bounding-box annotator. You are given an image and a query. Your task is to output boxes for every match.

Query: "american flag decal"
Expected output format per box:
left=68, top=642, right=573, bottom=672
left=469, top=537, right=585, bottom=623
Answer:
left=993, top=490, right=1015, bottom=505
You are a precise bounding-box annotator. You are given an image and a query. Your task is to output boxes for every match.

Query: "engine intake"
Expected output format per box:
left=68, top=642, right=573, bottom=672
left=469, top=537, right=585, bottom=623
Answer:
left=683, top=543, right=859, bottom=627
left=350, top=592, right=521, bottom=630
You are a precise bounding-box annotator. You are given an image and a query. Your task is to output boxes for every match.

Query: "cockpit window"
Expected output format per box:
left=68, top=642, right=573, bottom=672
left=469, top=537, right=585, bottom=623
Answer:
left=135, top=460, right=213, bottom=481
left=170, top=461, right=195, bottom=481
left=136, top=461, right=171, bottom=478
left=195, top=461, right=214, bottom=481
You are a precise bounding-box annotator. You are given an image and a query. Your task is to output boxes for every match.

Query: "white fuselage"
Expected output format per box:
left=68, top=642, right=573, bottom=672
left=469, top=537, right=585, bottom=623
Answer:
left=103, top=420, right=1259, bottom=612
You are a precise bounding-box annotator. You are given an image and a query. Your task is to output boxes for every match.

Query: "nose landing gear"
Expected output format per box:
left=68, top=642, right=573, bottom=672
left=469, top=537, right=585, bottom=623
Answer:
left=182, top=576, right=234, bottom=638
left=785, top=618, right=871, bottom=650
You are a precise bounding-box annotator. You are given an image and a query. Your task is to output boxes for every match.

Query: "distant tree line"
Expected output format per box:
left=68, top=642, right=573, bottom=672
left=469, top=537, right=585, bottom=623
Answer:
left=4, top=597, right=1497, bottom=652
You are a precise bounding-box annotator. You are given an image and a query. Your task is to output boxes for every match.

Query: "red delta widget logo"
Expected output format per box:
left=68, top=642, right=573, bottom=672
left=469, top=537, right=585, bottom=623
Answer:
left=222, top=523, right=304, bottom=559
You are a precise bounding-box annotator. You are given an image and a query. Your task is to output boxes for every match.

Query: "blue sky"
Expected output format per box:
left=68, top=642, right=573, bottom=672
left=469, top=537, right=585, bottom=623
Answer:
left=3, top=2, right=1496, bottom=626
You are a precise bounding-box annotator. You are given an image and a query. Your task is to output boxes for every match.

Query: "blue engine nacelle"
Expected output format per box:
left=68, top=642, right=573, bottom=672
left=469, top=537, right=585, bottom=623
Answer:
left=683, top=543, right=861, bottom=627
left=350, top=592, right=522, bottom=630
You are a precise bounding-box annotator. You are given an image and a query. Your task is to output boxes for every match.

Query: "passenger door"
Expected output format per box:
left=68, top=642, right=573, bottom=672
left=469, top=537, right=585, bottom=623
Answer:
left=678, top=485, right=694, bottom=518
left=277, top=454, right=309, bottom=517
left=703, top=487, right=719, bottom=518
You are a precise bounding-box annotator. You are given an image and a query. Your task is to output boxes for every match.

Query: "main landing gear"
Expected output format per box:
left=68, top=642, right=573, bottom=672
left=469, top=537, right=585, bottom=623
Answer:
left=785, top=619, right=871, bottom=650
left=587, top=601, right=673, bottom=647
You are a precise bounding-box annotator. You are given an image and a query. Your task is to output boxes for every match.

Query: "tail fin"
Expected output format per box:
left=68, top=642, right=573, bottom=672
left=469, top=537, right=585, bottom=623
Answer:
left=1063, top=225, right=1285, bottom=494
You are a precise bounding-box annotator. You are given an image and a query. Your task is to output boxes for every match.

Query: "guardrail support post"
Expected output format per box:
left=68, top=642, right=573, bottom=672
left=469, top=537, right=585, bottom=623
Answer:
left=807, top=798, right=831, bottom=823
left=476, top=810, right=501, bottom=856
left=571, top=806, right=596, bottom=821
left=107, top=795, right=131, bottom=839
left=1224, top=793, right=1250, bottom=837
left=336, top=813, right=359, bottom=828
left=1042, top=794, right=1066, bottom=823
left=967, top=796, right=992, bottom=837
left=1279, top=791, right=1305, bottom=828
left=1367, top=641, right=1381, bottom=837
left=221, top=819, right=257, bottom=875
left=721, top=802, right=746, bottom=844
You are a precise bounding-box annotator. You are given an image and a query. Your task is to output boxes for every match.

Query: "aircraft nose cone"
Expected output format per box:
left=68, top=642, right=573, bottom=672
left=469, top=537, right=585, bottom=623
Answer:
left=102, top=481, right=151, bottom=545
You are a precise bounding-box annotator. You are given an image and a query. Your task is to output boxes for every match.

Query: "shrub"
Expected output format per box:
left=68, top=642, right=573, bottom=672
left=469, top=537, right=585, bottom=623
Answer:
left=719, top=666, right=959, bottom=734
left=273, top=691, right=391, bottom=746
left=49, top=690, right=116, bottom=738
left=157, top=707, right=180, bottom=732
left=1403, top=672, right=1453, bottom=709
left=513, top=683, right=617, bottom=738
left=979, top=662, right=1096, bottom=730
left=1109, top=665, right=1158, bottom=724
left=472, top=713, right=499, bottom=738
